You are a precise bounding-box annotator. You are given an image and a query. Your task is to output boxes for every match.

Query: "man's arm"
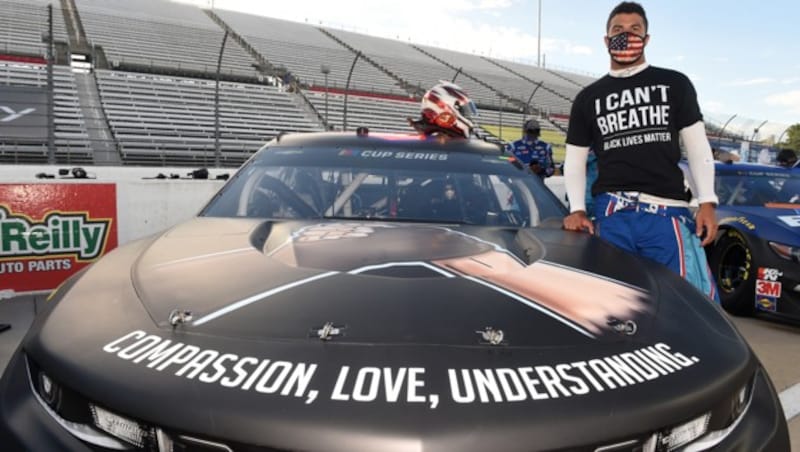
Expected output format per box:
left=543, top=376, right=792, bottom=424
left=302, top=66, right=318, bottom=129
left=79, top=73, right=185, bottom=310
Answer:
left=563, top=144, right=594, bottom=233
left=545, top=143, right=555, bottom=177
left=680, top=120, right=718, bottom=246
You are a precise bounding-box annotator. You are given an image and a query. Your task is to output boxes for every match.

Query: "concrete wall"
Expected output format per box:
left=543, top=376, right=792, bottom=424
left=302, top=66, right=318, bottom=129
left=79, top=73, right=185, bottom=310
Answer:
left=0, top=165, right=230, bottom=244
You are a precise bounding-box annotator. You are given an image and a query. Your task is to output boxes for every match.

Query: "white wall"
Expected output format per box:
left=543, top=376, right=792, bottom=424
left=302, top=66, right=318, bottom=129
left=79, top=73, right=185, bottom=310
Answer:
left=0, top=165, right=229, bottom=244
left=116, top=181, right=225, bottom=243
left=0, top=165, right=233, bottom=182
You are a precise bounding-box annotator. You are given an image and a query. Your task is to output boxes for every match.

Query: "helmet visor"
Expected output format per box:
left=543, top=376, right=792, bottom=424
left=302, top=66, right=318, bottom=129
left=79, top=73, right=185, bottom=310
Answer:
left=457, top=100, right=479, bottom=120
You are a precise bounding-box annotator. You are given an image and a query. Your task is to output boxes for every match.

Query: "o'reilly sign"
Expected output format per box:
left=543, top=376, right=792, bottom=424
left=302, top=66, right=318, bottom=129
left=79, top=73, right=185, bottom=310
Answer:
left=0, top=205, right=111, bottom=261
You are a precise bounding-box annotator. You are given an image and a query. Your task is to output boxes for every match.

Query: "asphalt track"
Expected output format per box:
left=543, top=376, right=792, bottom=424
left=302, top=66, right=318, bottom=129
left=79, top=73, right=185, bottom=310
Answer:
left=0, top=294, right=798, bottom=450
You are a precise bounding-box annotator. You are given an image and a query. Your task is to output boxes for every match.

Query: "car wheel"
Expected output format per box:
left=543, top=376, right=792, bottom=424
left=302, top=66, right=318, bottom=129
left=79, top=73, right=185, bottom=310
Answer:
left=709, top=229, right=755, bottom=316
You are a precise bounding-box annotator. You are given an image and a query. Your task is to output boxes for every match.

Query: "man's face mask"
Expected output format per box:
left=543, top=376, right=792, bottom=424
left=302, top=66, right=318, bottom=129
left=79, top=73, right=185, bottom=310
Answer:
left=607, top=31, right=646, bottom=65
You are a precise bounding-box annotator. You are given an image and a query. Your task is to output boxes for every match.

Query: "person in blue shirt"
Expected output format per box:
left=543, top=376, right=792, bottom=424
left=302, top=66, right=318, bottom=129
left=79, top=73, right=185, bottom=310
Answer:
left=508, top=119, right=555, bottom=178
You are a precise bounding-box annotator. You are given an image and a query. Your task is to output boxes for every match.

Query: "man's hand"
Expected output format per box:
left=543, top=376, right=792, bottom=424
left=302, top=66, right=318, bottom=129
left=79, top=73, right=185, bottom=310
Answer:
left=529, top=161, right=544, bottom=176
left=563, top=210, right=595, bottom=234
left=696, top=202, right=718, bottom=246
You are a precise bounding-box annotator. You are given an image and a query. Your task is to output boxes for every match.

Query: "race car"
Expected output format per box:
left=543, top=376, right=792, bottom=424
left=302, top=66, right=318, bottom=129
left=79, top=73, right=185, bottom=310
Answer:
left=0, top=132, right=789, bottom=451
left=706, top=162, right=800, bottom=321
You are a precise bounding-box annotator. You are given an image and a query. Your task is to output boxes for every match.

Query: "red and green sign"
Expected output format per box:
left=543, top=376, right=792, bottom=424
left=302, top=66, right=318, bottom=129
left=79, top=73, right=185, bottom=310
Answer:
left=0, top=184, right=118, bottom=293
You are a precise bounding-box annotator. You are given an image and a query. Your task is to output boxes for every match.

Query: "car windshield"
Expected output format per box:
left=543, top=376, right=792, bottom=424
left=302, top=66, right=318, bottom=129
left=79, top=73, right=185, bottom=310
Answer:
left=201, top=144, right=566, bottom=226
left=717, top=170, right=800, bottom=206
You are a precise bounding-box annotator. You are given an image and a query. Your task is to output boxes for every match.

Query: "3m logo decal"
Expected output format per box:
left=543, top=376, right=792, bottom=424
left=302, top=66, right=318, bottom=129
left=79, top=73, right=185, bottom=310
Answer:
left=755, top=279, right=782, bottom=298
left=0, top=205, right=112, bottom=262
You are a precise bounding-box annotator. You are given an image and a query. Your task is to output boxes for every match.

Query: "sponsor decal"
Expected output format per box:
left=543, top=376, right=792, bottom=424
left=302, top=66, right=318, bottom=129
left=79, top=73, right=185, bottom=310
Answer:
left=755, top=280, right=782, bottom=298
left=757, top=267, right=783, bottom=281
left=756, top=297, right=777, bottom=312
left=756, top=267, right=783, bottom=299
left=756, top=267, right=783, bottom=304
left=719, top=216, right=756, bottom=231
left=338, top=149, right=448, bottom=161
left=103, top=330, right=700, bottom=408
left=777, top=215, right=800, bottom=227
left=0, top=184, right=118, bottom=292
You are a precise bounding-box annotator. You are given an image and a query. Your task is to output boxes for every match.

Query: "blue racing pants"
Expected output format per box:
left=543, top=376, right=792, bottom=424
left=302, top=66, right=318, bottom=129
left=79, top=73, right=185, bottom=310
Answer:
left=593, top=192, right=719, bottom=303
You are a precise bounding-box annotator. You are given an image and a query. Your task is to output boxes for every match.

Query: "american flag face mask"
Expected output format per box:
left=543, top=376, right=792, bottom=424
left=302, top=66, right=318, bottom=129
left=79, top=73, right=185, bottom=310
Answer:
left=608, top=31, right=646, bottom=64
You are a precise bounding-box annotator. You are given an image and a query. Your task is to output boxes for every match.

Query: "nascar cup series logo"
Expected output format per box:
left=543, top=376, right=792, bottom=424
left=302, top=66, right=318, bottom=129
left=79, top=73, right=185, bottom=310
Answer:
left=0, top=205, right=112, bottom=262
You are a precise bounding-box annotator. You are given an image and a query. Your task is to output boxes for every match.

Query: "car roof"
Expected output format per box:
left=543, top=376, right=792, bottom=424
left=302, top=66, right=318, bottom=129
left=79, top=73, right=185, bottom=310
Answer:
left=268, top=131, right=505, bottom=155
left=714, top=161, right=795, bottom=174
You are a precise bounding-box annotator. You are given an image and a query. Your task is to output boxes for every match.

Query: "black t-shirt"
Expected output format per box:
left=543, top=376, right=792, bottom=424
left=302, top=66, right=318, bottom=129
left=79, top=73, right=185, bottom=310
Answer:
left=566, top=66, right=702, bottom=200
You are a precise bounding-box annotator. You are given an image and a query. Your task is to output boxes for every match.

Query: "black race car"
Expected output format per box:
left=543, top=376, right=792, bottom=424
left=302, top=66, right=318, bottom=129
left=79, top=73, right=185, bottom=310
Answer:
left=706, top=162, right=800, bottom=321
left=0, top=132, right=789, bottom=451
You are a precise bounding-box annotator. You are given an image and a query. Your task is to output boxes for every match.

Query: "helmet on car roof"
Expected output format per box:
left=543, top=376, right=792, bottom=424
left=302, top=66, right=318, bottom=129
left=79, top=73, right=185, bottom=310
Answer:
left=419, top=81, right=478, bottom=138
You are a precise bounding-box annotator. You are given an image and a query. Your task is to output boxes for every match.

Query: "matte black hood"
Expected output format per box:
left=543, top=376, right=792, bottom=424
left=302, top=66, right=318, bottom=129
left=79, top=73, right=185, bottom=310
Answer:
left=22, top=218, right=755, bottom=451
left=130, top=218, right=662, bottom=345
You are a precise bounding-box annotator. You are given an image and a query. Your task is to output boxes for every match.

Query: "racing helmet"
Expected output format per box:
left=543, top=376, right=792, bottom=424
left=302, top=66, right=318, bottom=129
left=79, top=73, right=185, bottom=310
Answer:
left=420, top=81, right=478, bottom=138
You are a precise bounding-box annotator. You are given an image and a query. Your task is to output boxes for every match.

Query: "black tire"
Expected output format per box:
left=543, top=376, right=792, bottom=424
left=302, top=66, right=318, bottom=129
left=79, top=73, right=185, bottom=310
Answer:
left=709, top=229, right=755, bottom=316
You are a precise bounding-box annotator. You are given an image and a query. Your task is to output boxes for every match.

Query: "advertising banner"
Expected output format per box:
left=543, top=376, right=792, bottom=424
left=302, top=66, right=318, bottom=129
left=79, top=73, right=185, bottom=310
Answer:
left=0, top=86, right=48, bottom=140
left=0, top=183, right=118, bottom=293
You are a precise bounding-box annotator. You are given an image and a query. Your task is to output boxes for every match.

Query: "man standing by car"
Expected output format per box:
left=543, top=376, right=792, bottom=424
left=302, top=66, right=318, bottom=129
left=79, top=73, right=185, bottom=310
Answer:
left=508, top=119, right=555, bottom=178
left=776, top=148, right=798, bottom=168
left=562, top=1, right=719, bottom=300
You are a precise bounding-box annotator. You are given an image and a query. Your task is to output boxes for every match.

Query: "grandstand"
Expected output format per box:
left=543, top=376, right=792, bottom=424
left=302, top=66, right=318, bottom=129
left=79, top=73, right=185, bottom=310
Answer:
left=212, top=10, right=407, bottom=96
left=95, top=69, right=321, bottom=166
left=75, top=0, right=260, bottom=79
left=0, top=62, right=92, bottom=164
left=0, top=0, right=68, bottom=57
left=0, top=0, right=598, bottom=167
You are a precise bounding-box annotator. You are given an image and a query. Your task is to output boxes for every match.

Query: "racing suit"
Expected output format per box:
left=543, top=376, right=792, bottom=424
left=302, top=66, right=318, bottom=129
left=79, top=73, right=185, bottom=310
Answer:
left=507, top=137, right=554, bottom=178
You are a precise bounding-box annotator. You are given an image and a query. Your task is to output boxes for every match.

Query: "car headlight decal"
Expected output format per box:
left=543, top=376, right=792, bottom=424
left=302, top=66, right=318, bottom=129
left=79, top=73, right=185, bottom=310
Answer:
left=768, top=241, right=800, bottom=262
left=38, top=371, right=62, bottom=410
left=595, top=375, right=755, bottom=452
left=658, top=413, right=711, bottom=450
left=25, top=356, right=132, bottom=450
left=682, top=376, right=755, bottom=451
left=90, top=404, right=148, bottom=448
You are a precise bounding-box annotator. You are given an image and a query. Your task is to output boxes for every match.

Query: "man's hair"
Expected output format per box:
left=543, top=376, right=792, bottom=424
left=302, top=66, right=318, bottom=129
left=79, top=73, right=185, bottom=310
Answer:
left=777, top=148, right=798, bottom=165
left=606, top=2, right=648, bottom=33
left=524, top=119, right=541, bottom=134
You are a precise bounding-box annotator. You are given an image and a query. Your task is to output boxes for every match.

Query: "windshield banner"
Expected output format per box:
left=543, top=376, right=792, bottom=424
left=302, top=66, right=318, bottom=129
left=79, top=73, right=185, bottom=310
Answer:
left=0, top=183, right=118, bottom=294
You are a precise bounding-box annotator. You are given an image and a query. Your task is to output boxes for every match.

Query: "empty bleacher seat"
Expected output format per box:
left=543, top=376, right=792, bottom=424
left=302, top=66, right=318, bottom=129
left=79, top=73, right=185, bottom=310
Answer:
left=95, top=69, right=322, bottom=166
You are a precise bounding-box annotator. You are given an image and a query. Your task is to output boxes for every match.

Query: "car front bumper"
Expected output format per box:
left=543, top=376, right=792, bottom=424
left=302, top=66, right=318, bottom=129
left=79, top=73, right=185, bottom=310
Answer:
left=0, top=347, right=790, bottom=452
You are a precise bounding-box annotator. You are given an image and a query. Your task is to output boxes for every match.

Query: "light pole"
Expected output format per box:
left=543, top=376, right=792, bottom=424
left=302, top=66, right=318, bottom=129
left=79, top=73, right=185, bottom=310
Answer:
left=214, top=30, right=228, bottom=168
left=343, top=51, right=361, bottom=131
left=718, top=113, right=737, bottom=141
left=537, top=0, right=542, bottom=67
left=751, top=119, right=768, bottom=142
left=525, top=80, right=544, bottom=120
left=452, top=66, right=462, bottom=83
left=777, top=127, right=789, bottom=146
left=499, top=97, right=505, bottom=141
left=320, top=64, right=330, bottom=128
left=43, top=4, right=55, bottom=163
